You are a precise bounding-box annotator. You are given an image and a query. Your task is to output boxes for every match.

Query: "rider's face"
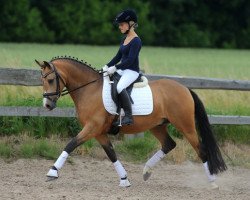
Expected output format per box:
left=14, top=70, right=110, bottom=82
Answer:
left=118, top=22, right=129, bottom=34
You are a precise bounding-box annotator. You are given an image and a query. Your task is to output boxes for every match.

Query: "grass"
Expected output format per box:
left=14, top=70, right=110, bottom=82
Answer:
left=0, top=116, right=81, bottom=137
left=1, top=133, right=249, bottom=169
left=0, top=134, right=98, bottom=160
left=114, top=132, right=158, bottom=162
left=0, top=135, right=63, bottom=159
left=1, top=43, right=249, bottom=80
left=0, top=143, right=12, bottom=158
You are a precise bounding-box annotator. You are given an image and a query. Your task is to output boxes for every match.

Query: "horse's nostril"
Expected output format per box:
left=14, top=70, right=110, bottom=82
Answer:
left=46, top=104, right=51, bottom=109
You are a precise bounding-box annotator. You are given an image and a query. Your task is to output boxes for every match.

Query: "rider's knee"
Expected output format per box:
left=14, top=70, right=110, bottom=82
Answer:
left=116, top=84, right=124, bottom=94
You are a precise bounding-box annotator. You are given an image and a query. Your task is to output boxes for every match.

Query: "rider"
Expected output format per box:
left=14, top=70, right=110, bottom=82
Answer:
left=105, top=9, right=142, bottom=126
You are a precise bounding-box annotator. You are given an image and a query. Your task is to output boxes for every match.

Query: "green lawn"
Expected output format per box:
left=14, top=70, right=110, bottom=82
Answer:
left=1, top=42, right=249, bottom=80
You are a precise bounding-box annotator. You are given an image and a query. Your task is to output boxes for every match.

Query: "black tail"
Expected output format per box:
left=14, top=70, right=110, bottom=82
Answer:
left=189, top=89, right=227, bottom=174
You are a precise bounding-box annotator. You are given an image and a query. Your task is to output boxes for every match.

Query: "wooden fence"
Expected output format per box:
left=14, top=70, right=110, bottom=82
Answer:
left=1, top=68, right=250, bottom=90
left=1, top=68, right=250, bottom=125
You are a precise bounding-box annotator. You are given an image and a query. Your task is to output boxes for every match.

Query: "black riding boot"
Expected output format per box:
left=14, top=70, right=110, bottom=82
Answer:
left=120, top=89, right=133, bottom=125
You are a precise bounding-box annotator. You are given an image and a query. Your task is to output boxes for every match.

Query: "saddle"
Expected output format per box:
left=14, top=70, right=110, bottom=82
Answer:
left=110, top=72, right=144, bottom=114
left=102, top=66, right=153, bottom=135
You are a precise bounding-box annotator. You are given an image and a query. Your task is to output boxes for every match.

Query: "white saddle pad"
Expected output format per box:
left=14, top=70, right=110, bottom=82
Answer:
left=102, top=69, right=153, bottom=116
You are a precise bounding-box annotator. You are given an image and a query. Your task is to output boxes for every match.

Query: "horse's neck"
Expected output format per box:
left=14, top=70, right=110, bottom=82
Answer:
left=59, top=64, right=102, bottom=109
left=70, top=79, right=102, bottom=108
left=65, top=67, right=100, bottom=90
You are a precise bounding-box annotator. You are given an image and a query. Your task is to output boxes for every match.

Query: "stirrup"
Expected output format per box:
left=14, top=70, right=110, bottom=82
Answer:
left=112, top=113, right=122, bottom=127
left=121, top=116, right=133, bottom=125
left=112, top=115, right=133, bottom=127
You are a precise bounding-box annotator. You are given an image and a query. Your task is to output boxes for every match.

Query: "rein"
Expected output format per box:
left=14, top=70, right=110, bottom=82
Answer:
left=61, top=76, right=102, bottom=96
left=41, top=62, right=105, bottom=100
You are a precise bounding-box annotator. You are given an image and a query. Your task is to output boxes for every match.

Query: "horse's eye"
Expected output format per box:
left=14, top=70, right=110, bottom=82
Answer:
left=48, top=79, right=54, bottom=84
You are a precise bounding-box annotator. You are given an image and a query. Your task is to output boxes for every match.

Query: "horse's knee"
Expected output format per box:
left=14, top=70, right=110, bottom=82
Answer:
left=162, top=135, right=176, bottom=154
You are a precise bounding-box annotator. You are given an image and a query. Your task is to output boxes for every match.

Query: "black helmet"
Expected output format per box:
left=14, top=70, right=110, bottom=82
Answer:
left=114, top=9, right=137, bottom=24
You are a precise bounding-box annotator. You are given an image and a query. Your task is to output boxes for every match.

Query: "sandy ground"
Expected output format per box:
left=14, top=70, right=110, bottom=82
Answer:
left=0, top=157, right=249, bottom=200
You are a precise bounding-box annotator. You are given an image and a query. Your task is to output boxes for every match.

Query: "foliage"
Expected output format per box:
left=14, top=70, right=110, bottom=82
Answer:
left=0, top=0, right=249, bottom=48
left=0, top=0, right=53, bottom=42
left=147, top=0, right=250, bottom=48
left=1, top=0, right=154, bottom=45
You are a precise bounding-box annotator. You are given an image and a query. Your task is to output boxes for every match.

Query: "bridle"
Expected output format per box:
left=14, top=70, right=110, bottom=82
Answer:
left=41, top=62, right=104, bottom=102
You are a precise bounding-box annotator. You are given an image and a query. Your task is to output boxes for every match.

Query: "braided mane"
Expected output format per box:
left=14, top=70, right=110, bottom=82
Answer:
left=50, top=56, right=99, bottom=73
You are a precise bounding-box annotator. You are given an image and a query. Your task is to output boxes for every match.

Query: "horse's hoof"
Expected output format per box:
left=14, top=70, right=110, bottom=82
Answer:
left=119, top=178, right=131, bottom=187
left=210, top=181, right=219, bottom=190
left=46, top=176, right=58, bottom=182
left=143, top=171, right=152, bottom=181
left=143, top=165, right=152, bottom=181
left=46, top=168, right=58, bottom=182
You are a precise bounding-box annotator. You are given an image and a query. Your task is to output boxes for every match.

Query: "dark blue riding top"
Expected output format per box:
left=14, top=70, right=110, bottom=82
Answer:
left=107, top=37, right=141, bottom=73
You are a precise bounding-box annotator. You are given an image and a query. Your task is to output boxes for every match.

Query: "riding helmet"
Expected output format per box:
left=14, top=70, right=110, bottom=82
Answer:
left=114, top=9, right=138, bottom=24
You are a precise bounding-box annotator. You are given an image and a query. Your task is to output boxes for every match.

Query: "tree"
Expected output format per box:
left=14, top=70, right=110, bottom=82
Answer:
left=0, top=0, right=53, bottom=42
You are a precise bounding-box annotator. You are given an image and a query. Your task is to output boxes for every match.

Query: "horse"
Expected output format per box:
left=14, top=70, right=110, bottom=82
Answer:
left=35, top=57, right=227, bottom=189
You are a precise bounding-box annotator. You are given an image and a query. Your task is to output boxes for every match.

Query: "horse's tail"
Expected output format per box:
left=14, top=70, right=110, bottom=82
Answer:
left=189, top=89, right=227, bottom=174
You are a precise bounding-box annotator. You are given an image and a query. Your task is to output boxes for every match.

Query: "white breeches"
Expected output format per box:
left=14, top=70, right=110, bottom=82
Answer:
left=116, top=69, right=139, bottom=94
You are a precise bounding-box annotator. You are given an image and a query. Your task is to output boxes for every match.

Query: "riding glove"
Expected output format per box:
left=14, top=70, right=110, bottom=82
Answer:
left=107, top=65, right=117, bottom=75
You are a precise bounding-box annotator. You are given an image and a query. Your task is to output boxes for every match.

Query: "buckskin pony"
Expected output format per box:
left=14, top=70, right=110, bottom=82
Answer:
left=35, top=57, right=227, bottom=189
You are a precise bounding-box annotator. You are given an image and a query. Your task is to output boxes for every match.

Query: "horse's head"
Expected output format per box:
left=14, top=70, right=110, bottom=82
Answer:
left=35, top=59, right=66, bottom=110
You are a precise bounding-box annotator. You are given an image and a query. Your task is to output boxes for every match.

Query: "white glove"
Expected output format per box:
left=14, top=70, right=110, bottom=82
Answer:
left=107, top=65, right=117, bottom=75
left=103, top=65, right=109, bottom=71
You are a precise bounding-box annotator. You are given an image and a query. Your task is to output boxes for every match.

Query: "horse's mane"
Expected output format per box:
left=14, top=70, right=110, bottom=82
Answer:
left=50, top=56, right=100, bottom=74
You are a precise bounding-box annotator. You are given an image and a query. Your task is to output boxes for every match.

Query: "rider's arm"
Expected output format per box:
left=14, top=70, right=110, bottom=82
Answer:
left=107, top=49, right=122, bottom=67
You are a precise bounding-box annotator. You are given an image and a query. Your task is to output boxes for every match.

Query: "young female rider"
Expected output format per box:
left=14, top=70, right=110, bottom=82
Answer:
left=105, top=9, right=142, bottom=126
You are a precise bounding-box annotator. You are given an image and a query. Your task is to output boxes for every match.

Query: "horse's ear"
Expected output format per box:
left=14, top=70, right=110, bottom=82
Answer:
left=35, top=59, right=52, bottom=69
left=35, top=59, right=44, bottom=68
left=43, top=61, right=52, bottom=69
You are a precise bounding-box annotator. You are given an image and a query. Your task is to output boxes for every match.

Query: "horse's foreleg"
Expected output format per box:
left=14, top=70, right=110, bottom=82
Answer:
left=95, top=134, right=131, bottom=187
left=143, top=125, right=176, bottom=181
left=46, top=124, right=94, bottom=181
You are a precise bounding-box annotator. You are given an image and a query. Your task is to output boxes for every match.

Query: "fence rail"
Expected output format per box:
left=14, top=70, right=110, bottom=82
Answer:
left=0, top=106, right=250, bottom=125
left=1, top=68, right=250, bottom=90
left=1, top=68, right=250, bottom=125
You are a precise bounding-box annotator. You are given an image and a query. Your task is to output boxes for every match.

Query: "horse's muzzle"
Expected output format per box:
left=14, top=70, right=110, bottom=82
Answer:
left=43, top=98, right=56, bottom=110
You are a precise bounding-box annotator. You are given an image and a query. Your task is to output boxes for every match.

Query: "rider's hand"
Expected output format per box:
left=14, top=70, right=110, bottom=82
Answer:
left=107, top=65, right=117, bottom=75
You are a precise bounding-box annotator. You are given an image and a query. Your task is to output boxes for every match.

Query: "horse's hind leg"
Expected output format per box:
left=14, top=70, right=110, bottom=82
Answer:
left=95, top=134, right=131, bottom=187
left=143, top=125, right=176, bottom=181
